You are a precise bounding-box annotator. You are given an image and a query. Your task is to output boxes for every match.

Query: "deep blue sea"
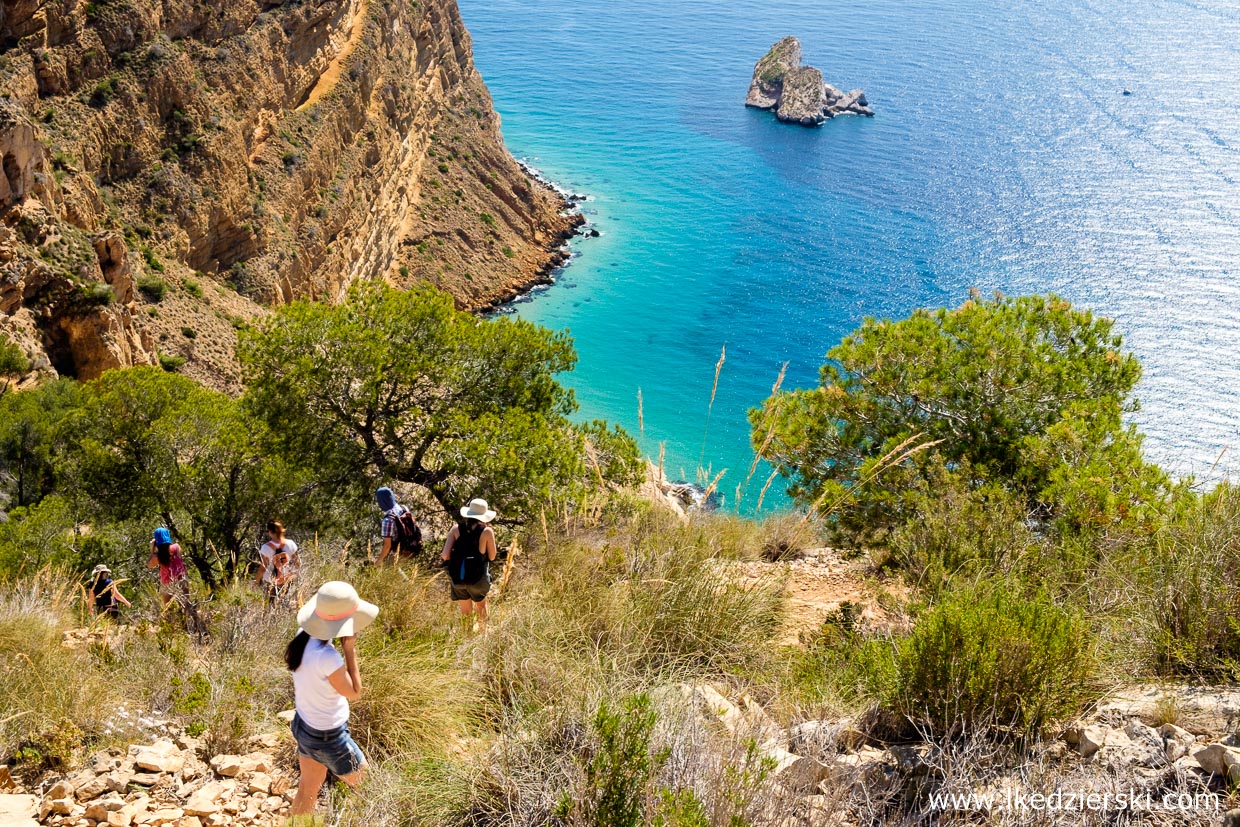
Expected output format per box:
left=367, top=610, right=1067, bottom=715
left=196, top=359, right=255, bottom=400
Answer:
left=458, top=0, right=1240, bottom=509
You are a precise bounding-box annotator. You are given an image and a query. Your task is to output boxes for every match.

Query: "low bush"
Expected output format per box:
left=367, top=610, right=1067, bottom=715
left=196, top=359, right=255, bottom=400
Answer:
left=79, top=282, right=114, bottom=306
left=158, top=353, right=185, bottom=371
left=136, top=274, right=166, bottom=302
left=1117, top=483, right=1240, bottom=677
left=887, top=463, right=1042, bottom=594
left=556, top=694, right=664, bottom=827
left=884, top=585, right=1095, bottom=740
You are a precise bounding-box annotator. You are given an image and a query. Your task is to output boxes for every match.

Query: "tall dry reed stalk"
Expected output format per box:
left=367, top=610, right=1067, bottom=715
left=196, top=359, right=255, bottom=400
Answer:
left=800, top=433, right=944, bottom=525
left=697, top=345, right=727, bottom=472
left=738, top=361, right=789, bottom=509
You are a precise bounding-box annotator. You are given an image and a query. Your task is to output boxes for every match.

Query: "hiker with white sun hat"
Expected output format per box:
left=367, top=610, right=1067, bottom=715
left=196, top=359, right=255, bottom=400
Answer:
left=285, top=581, right=379, bottom=817
left=441, top=497, right=498, bottom=633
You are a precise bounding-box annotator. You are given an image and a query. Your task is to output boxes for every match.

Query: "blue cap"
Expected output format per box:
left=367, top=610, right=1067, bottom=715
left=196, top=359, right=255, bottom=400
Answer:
left=153, top=527, right=172, bottom=546
left=375, top=487, right=396, bottom=512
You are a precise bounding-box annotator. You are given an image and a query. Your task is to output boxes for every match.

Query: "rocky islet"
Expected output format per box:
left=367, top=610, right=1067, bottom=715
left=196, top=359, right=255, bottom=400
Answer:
left=745, top=36, right=874, bottom=126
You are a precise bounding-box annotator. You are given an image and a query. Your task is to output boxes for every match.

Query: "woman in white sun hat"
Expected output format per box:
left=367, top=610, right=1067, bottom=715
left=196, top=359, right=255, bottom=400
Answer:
left=441, top=498, right=498, bottom=633
left=285, top=581, right=379, bottom=817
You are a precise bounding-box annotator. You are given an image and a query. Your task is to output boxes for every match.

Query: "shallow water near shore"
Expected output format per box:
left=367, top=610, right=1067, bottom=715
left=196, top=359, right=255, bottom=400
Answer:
left=459, top=0, right=1240, bottom=510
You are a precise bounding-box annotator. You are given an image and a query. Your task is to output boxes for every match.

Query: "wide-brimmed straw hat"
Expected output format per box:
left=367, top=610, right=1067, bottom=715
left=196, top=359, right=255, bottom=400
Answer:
left=91, top=564, right=111, bottom=577
left=297, top=581, right=379, bottom=641
left=460, top=498, right=497, bottom=523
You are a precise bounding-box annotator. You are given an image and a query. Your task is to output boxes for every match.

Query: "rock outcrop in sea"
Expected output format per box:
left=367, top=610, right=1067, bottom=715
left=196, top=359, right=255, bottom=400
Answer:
left=746, top=37, right=874, bottom=126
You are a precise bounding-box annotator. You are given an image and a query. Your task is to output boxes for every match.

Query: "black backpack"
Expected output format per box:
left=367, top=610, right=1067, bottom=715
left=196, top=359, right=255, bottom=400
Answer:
left=449, top=522, right=488, bottom=584
left=392, top=509, right=424, bottom=557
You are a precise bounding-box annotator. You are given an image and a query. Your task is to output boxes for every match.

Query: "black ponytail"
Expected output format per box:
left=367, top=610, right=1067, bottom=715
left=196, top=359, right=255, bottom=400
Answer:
left=155, top=543, right=172, bottom=567
left=285, top=630, right=311, bottom=671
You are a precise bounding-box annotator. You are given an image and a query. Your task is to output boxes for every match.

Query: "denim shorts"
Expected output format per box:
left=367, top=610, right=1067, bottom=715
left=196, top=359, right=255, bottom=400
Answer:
left=290, top=714, right=366, bottom=777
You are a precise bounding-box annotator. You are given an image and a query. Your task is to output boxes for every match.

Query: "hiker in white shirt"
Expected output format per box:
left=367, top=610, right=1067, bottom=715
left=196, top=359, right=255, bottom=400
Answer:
left=286, top=581, right=379, bottom=818
left=255, top=520, right=299, bottom=600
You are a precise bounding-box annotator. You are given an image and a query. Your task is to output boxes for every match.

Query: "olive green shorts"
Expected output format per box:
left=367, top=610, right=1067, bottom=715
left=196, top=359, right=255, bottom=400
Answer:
left=450, top=575, right=491, bottom=603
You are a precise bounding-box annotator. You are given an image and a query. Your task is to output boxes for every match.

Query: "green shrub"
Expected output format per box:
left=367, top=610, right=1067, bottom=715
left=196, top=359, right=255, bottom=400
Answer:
left=181, top=326, right=196, bottom=339
left=141, top=246, right=164, bottom=273
left=183, top=277, right=203, bottom=298
left=158, top=353, right=186, bottom=371
left=884, top=586, right=1094, bottom=740
left=137, top=275, right=166, bottom=302
left=653, top=789, right=710, bottom=827
left=1123, top=483, right=1240, bottom=677
left=556, top=694, right=664, bottom=827
left=79, top=283, right=114, bottom=305
left=0, top=334, right=28, bottom=380
left=89, top=77, right=116, bottom=107
left=888, top=461, right=1042, bottom=593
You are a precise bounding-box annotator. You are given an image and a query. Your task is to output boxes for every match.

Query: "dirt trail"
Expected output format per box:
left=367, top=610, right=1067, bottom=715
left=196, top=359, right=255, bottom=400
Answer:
left=742, top=548, right=900, bottom=646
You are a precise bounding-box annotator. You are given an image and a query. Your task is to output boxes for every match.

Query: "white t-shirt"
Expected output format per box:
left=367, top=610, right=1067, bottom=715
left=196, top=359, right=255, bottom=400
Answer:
left=293, top=638, right=349, bottom=730
left=259, top=539, right=299, bottom=584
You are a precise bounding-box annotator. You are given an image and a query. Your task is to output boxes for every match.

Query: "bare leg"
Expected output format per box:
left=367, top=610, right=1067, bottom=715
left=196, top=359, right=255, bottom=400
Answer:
left=456, top=599, right=474, bottom=633
left=291, top=755, right=329, bottom=816
left=474, top=598, right=488, bottom=633
left=338, top=762, right=367, bottom=788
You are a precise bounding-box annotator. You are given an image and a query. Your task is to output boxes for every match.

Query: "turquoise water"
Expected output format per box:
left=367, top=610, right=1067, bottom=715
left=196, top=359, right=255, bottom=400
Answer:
left=459, top=0, right=1240, bottom=507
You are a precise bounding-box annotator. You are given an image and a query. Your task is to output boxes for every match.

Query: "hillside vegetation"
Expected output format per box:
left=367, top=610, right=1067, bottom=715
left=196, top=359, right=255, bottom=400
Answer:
left=0, top=290, right=1236, bottom=826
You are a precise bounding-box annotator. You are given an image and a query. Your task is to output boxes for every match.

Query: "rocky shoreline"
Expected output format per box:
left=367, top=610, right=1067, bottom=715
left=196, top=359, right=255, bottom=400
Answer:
left=478, top=161, right=602, bottom=314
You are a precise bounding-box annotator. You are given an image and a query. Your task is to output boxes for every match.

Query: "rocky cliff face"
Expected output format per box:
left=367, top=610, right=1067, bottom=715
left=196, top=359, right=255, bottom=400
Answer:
left=0, top=0, right=577, bottom=388
left=746, top=37, right=874, bottom=126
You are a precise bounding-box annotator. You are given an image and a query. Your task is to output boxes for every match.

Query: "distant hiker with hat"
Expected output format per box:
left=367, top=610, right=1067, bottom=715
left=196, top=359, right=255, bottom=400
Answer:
left=441, top=498, right=498, bottom=633
left=89, top=564, right=131, bottom=619
left=147, top=527, right=189, bottom=607
left=254, top=520, right=299, bottom=601
left=374, top=486, right=423, bottom=567
left=286, top=581, right=379, bottom=818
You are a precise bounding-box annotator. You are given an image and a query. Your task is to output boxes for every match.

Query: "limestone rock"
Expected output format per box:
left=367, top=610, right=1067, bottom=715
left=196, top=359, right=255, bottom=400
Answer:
left=0, top=0, right=583, bottom=384
left=207, top=756, right=242, bottom=778
left=819, top=747, right=889, bottom=788
left=745, top=37, right=874, bottom=126
left=41, top=782, right=71, bottom=803
left=776, top=67, right=830, bottom=126
left=132, top=740, right=185, bottom=774
left=1193, top=743, right=1240, bottom=776
left=1159, top=722, right=1196, bottom=761
left=1064, top=724, right=1111, bottom=758
left=789, top=719, right=867, bottom=754
left=746, top=36, right=801, bottom=109
left=182, top=782, right=227, bottom=817
left=769, top=749, right=830, bottom=793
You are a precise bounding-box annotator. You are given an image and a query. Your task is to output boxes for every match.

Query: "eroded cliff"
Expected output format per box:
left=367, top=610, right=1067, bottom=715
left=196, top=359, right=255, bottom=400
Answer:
left=0, top=0, right=578, bottom=388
